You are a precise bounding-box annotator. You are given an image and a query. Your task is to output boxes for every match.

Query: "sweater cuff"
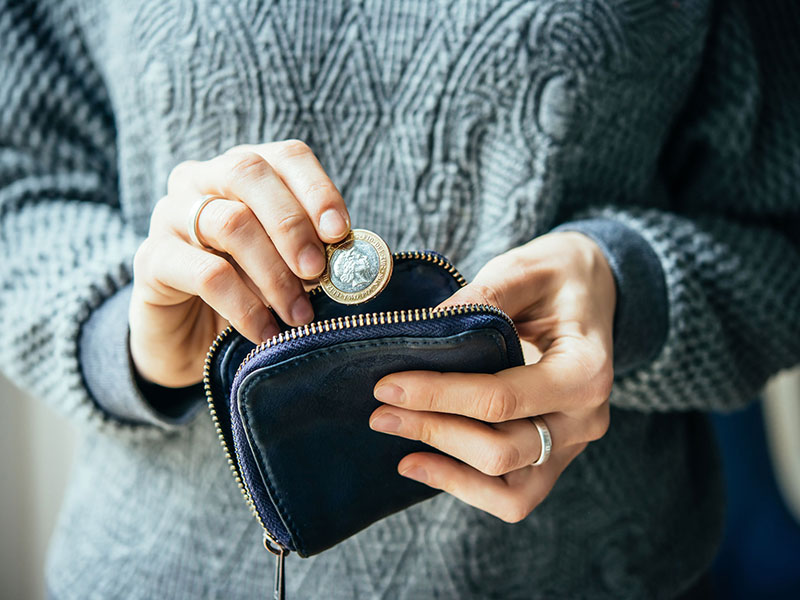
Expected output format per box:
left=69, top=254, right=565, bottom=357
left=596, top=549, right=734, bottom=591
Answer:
left=552, top=218, right=669, bottom=376
left=78, top=282, right=205, bottom=427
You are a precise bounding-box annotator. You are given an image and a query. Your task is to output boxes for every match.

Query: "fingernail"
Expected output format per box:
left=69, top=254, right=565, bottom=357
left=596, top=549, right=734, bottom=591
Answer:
left=400, top=466, right=429, bottom=484
left=298, top=244, right=325, bottom=278
left=374, top=383, right=405, bottom=405
left=261, top=323, right=279, bottom=342
left=319, top=209, right=348, bottom=239
left=291, top=296, right=314, bottom=324
left=370, top=412, right=402, bottom=434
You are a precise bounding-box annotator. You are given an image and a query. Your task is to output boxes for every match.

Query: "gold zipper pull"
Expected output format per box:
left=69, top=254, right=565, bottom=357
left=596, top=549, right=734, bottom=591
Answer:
left=264, top=533, right=287, bottom=600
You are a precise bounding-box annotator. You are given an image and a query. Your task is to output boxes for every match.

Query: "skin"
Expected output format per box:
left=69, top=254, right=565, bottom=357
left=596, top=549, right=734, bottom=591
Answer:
left=369, top=233, right=616, bottom=523
left=130, top=140, right=615, bottom=523
left=130, top=140, right=351, bottom=387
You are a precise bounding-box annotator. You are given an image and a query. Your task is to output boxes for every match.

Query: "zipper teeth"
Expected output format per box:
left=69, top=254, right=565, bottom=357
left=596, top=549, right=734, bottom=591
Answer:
left=203, top=250, right=495, bottom=550
left=203, top=327, right=276, bottom=545
left=240, top=250, right=468, bottom=378
left=234, top=303, right=514, bottom=381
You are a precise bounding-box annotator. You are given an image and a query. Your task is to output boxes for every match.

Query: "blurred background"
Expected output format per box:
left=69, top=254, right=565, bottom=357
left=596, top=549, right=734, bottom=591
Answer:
left=0, top=375, right=76, bottom=600
left=1, top=368, right=799, bottom=599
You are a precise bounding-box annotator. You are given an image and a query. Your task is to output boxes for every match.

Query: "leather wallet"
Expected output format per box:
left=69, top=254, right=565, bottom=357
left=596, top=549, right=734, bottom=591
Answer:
left=203, top=251, right=524, bottom=564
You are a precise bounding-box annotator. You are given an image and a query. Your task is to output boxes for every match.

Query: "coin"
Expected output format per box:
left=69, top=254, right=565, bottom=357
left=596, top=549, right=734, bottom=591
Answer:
left=319, top=229, right=393, bottom=305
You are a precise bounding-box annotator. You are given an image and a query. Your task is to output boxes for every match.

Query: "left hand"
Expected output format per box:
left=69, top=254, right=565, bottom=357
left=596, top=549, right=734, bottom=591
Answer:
left=369, top=232, right=616, bottom=522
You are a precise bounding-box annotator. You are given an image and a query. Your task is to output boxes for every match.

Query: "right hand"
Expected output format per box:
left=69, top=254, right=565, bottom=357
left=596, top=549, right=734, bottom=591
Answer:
left=129, top=140, right=351, bottom=388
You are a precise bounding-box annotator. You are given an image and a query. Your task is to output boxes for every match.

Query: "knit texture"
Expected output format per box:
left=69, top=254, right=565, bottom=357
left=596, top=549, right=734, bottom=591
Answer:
left=1, top=1, right=799, bottom=599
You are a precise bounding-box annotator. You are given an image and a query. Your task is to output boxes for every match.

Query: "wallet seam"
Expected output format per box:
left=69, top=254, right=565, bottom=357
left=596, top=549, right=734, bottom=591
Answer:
left=238, top=330, right=508, bottom=556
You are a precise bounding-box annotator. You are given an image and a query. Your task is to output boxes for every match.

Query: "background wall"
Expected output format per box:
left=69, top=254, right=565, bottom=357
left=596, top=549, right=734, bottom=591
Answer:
left=0, top=375, right=76, bottom=600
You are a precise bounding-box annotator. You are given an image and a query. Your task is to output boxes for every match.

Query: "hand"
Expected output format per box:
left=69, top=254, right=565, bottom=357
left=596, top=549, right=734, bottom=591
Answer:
left=129, top=140, right=350, bottom=388
left=369, top=232, right=616, bottom=522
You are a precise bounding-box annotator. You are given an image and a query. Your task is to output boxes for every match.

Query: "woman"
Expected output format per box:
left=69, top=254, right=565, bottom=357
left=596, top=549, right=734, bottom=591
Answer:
left=1, top=1, right=798, bottom=598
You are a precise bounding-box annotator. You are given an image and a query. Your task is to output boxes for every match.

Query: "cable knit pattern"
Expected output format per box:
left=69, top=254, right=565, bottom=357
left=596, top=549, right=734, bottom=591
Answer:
left=1, top=1, right=799, bottom=599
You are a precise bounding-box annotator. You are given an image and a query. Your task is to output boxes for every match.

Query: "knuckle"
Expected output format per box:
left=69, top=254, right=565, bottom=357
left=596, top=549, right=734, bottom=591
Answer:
left=482, top=444, right=520, bottom=477
left=587, top=405, right=611, bottom=442
left=132, top=238, right=153, bottom=278
left=438, top=475, right=457, bottom=495
left=149, top=195, right=170, bottom=229
left=424, top=377, right=445, bottom=411
left=277, top=139, right=311, bottom=160
left=499, top=499, right=532, bottom=524
left=470, top=282, right=502, bottom=309
left=196, top=256, right=233, bottom=294
left=223, top=143, right=252, bottom=156
left=269, top=265, right=299, bottom=295
left=423, top=373, right=448, bottom=409
left=237, top=300, right=266, bottom=331
left=272, top=210, right=307, bottom=237
left=216, top=202, right=252, bottom=240
left=482, top=383, right=516, bottom=423
left=418, top=419, right=436, bottom=445
left=304, top=179, right=340, bottom=206
left=494, top=251, right=526, bottom=276
left=228, top=152, right=270, bottom=180
left=167, top=160, right=197, bottom=193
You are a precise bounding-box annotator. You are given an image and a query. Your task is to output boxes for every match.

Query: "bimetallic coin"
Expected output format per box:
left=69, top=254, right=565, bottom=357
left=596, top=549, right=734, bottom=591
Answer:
left=319, top=229, right=393, bottom=305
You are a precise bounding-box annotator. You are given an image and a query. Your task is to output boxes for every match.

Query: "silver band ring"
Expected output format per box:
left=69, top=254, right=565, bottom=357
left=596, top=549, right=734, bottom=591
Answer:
left=530, top=416, right=552, bottom=466
left=188, top=194, right=223, bottom=250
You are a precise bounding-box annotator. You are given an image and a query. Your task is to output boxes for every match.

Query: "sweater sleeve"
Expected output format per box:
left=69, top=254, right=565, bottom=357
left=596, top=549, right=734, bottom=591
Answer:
left=558, top=0, right=800, bottom=413
left=0, top=1, right=202, bottom=434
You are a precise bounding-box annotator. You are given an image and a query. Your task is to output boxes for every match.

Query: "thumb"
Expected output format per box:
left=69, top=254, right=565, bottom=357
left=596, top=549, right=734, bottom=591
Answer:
left=436, top=254, right=528, bottom=315
left=436, top=279, right=505, bottom=310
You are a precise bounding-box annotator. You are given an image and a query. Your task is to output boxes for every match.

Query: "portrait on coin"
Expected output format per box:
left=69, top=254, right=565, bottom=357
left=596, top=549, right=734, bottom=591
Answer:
left=330, top=240, right=379, bottom=293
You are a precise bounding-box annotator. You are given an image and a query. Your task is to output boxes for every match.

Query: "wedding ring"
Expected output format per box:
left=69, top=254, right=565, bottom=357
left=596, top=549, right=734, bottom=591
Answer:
left=188, top=194, right=223, bottom=250
left=530, top=416, right=552, bottom=466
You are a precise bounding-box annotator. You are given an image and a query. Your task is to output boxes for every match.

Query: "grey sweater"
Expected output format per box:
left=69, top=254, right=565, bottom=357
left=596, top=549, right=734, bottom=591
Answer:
left=2, top=1, right=799, bottom=598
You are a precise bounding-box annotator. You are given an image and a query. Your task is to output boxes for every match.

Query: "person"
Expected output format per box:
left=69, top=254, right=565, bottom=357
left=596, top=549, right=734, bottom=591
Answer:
left=1, top=1, right=798, bottom=598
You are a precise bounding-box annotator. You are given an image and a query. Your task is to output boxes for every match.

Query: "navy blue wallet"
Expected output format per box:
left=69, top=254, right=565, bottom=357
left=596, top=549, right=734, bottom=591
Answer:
left=203, top=251, right=524, bottom=568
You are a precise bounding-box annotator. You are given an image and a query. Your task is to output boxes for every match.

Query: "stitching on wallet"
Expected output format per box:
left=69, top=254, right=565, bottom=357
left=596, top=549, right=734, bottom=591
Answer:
left=238, top=330, right=508, bottom=554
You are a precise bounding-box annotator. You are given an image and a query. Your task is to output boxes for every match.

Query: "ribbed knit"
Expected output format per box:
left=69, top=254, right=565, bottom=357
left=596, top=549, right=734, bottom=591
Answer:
left=1, top=1, right=799, bottom=599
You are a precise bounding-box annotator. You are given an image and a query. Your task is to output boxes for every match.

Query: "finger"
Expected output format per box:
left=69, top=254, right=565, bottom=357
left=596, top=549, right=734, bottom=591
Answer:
left=370, top=406, right=607, bottom=475
left=375, top=341, right=612, bottom=421
left=370, top=407, right=546, bottom=475
left=236, top=141, right=351, bottom=243
left=193, top=198, right=312, bottom=326
left=168, top=152, right=326, bottom=279
left=397, top=444, right=585, bottom=523
left=136, top=235, right=279, bottom=343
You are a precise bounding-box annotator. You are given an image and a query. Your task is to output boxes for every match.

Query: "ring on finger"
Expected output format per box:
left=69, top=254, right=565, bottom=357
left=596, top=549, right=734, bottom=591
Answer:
left=188, top=194, right=224, bottom=250
left=530, top=415, right=552, bottom=466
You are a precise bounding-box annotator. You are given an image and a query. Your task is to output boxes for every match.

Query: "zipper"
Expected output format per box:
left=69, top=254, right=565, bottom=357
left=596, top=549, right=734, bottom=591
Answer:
left=204, top=327, right=289, bottom=600
left=233, top=302, right=516, bottom=382
left=202, top=250, right=515, bottom=598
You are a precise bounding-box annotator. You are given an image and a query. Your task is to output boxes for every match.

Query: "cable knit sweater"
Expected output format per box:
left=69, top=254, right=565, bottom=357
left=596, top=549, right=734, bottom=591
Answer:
left=2, top=1, right=799, bottom=599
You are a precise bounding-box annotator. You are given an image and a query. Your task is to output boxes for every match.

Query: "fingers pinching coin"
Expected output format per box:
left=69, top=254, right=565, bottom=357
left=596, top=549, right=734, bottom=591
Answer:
left=319, top=229, right=393, bottom=305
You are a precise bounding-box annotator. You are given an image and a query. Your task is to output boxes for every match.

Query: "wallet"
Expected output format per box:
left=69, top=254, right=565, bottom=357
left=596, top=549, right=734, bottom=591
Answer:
left=203, top=250, right=524, bottom=594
